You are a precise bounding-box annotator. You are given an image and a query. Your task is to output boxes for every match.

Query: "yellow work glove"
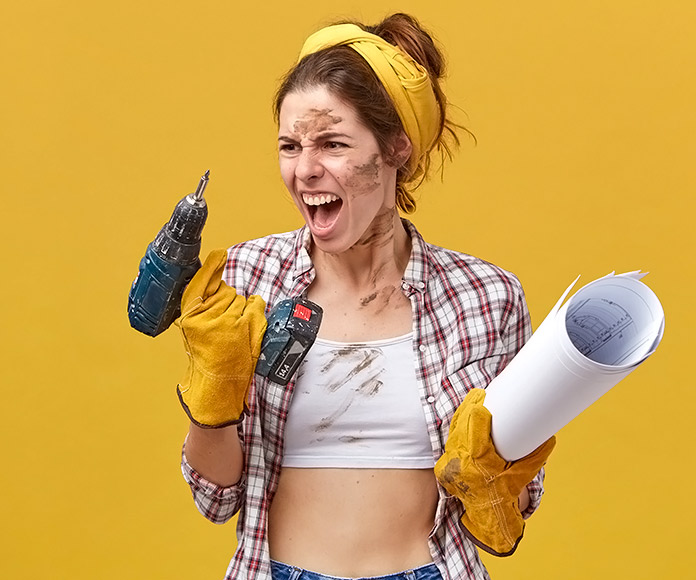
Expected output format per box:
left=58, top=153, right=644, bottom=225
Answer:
left=174, top=249, right=267, bottom=428
left=434, top=388, right=555, bottom=557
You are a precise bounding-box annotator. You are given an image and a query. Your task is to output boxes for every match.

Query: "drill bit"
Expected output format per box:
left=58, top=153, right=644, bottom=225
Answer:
left=192, top=169, right=210, bottom=202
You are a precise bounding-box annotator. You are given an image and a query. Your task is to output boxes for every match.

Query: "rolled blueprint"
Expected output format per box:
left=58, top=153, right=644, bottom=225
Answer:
left=483, top=272, right=665, bottom=461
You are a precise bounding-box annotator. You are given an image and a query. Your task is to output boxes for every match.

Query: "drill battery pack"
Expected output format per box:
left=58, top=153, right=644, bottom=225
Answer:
left=255, top=297, right=323, bottom=386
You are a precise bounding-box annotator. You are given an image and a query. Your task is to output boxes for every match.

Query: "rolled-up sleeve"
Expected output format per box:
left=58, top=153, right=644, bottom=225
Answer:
left=521, top=467, right=546, bottom=519
left=181, top=445, right=246, bottom=524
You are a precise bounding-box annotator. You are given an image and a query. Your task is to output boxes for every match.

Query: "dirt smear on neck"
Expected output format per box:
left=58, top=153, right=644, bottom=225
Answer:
left=355, top=207, right=395, bottom=250
left=359, top=285, right=401, bottom=315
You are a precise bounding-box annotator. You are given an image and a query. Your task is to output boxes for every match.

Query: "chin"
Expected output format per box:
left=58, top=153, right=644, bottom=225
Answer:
left=310, top=236, right=347, bottom=255
left=309, top=231, right=358, bottom=255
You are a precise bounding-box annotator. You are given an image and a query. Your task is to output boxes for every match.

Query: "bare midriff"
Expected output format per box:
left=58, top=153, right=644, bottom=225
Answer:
left=268, top=467, right=439, bottom=577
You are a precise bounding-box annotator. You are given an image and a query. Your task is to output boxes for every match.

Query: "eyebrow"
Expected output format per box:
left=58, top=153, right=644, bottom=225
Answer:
left=278, top=132, right=352, bottom=142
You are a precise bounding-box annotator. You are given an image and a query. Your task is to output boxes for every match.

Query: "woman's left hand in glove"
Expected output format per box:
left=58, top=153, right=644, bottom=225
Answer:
left=434, top=388, right=555, bottom=557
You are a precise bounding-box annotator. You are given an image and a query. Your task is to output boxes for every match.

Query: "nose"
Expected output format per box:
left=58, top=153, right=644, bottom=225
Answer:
left=295, top=149, right=324, bottom=182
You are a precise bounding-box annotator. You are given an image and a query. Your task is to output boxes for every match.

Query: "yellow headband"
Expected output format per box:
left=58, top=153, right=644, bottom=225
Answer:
left=299, top=23, right=441, bottom=179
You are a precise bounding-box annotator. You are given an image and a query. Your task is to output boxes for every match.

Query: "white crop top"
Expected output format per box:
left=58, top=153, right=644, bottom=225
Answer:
left=282, top=333, right=435, bottom=469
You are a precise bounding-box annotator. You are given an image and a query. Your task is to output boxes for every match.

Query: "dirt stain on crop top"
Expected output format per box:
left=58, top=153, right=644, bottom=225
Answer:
left=338, top=435, right=364, bottom=444
left=319, top=347, right=376, bottom=380
left=313, top=347, right=384, bottom=433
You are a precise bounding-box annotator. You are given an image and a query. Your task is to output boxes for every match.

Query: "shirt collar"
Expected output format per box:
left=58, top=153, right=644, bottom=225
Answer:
left=291, top=220, right=431, bottom=292
left=293, top=225, right=314, bottom=281
left=401, top=219, right=431, bottom=294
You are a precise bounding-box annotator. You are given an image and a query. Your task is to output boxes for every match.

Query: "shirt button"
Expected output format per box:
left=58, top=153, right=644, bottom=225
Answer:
left=417, top=282, right=425, bottom=289
left=427, top=395, right=436, bottom=404
left=419, top=344, right=426, bottom=352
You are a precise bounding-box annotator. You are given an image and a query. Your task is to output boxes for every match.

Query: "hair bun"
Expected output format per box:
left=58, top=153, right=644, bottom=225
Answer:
left=369, top=13, right=444, bottom=81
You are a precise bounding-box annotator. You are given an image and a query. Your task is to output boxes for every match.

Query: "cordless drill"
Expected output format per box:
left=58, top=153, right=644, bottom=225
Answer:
left=128, top=171, right=209, bottom=337
left=127, top=171, right=321, bottom=385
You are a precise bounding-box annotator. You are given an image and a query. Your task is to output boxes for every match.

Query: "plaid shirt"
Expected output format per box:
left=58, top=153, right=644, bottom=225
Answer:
left=181, top=220, right=545, bottom=580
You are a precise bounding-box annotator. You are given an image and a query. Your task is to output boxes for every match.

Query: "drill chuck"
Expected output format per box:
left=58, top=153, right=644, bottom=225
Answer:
left=152, top=193, right=207, bottom=264
left=128, top=171, right=209, bottom=337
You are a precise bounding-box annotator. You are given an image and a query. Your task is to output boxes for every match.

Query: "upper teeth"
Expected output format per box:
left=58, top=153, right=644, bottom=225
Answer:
left=303, top=193, right=339, bottom=206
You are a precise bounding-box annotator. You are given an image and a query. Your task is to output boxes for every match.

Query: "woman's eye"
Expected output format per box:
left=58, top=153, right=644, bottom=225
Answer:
left=325, top=141, right=347, bottom=150
left=279, top=143, right=298, bottom=152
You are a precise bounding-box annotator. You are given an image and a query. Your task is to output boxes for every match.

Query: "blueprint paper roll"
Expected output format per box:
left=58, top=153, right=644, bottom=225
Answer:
left=482, top=272, right=665, bottom=461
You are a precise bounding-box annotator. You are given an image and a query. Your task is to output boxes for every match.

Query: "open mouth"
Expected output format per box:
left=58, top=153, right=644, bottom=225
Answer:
left=303, top=193, right=343, bottom=230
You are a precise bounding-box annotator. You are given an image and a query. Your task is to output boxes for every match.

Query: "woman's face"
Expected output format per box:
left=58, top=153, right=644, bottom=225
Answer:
left=278, top=86, right=400, bottom=255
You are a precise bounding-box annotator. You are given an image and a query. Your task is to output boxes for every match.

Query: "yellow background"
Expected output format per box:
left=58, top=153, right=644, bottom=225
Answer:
left=2, top=1, right=693, bottom=578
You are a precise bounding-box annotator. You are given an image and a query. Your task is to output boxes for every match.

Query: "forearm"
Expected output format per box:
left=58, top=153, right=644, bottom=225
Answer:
left=518, top=486, right=530, bottom=512
left=184, top=423, right=244, bottom=487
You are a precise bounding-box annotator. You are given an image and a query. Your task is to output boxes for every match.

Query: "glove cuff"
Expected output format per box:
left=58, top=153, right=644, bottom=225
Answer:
left=176, top=362, right=252, bottom=428
left=176, top=385, right=248, bottom=429
left=460, top=500, right=525, bottom=557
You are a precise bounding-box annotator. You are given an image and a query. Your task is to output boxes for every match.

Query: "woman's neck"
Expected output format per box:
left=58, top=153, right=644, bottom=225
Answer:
left=310, top=209, right=411, bottom=292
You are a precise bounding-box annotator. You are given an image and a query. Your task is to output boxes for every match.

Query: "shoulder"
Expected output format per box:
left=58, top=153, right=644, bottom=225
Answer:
left=413, top=230, right=531, bottom=345
left=222, top=227, right=309, bottom=297
left=430, top=243, right=523, bottom=297
left=406, top=221, right=525, bottom=302
left=226, top=229, right=303, bottom=263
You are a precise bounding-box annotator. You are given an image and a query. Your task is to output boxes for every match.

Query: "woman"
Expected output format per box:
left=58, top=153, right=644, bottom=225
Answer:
left=177, top=13, right=553, bottom=580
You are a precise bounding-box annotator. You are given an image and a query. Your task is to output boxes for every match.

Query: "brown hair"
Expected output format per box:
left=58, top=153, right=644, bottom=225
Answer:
left=273, top=13, right=463, bottom=213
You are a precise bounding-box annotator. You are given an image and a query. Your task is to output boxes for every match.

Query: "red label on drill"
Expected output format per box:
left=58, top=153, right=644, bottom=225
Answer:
left=293, top=304, right=312, bottom=321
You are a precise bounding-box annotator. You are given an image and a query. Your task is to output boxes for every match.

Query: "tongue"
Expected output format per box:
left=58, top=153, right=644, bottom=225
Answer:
left=313, top=199, right=342, bottom=229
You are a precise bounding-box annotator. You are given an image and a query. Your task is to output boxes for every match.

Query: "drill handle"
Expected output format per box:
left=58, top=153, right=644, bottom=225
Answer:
left=128, top=243, right=201, bottom=336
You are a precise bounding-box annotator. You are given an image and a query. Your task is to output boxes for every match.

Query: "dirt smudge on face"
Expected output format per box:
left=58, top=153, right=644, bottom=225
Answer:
left=344, top=153, right=382, bottom=196
left=293, top=108, right=342, bottom=137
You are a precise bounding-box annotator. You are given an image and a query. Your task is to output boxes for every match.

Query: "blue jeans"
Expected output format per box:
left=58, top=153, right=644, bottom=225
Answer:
left=270, top=560, right=443, bottom=580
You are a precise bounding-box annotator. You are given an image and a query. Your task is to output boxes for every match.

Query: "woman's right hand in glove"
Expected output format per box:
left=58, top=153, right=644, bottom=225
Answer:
left=175, top=249, right=267, bottom=428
